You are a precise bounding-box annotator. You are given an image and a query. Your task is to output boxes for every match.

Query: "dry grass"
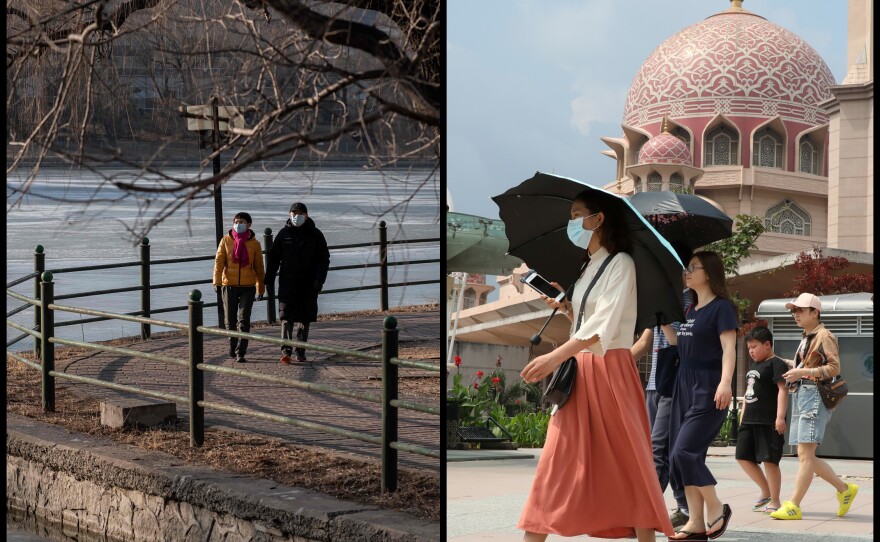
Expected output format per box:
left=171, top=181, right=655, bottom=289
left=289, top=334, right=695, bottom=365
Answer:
left=6, top=324, right=440, bottom=522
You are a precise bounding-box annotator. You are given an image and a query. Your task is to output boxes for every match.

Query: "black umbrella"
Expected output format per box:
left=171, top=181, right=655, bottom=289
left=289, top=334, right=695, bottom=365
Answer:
left=492, top=172, right=686, bottom=330
left=629, top=191, right=733, bottom=251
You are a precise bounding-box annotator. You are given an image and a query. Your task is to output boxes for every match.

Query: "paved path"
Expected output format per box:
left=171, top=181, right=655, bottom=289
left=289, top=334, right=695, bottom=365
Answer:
left=57, top=312, right=440, bottom=471
left=447, top=446, right=873, bottom=541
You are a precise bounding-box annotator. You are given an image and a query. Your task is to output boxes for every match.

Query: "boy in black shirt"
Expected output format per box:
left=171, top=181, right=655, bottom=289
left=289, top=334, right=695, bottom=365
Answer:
left=736, top=326, right=789, bottom=514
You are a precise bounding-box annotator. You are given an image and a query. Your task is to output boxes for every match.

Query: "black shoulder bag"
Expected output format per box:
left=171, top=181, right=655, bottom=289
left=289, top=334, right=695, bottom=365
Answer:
left=541, top=254, right=616, bottom=414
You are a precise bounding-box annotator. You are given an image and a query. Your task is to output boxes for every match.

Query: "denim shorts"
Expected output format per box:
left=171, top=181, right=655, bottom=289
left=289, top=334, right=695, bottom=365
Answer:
left=789, top=382, right=832, bottom=445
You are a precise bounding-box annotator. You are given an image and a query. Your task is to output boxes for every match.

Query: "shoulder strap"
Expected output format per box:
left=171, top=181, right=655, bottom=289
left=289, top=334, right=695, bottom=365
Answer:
left=575, top=253, right=617, bottom=329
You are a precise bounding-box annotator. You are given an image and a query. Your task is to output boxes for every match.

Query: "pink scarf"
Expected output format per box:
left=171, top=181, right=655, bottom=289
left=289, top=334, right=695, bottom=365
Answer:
left=232, top=230, right=250, bottom=266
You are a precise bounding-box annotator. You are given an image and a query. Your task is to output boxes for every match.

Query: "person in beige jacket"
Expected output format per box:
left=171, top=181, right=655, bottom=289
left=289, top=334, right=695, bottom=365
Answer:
left=770, top=293, right=858, bottom=521
left=213, top=212, right=265, bottom=363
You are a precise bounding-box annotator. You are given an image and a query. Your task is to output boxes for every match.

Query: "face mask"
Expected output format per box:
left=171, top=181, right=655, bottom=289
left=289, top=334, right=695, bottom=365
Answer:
left=233, top=223, right=247, bottom=234
left=566, top=213, right=598, bottom=249
left=290, top=214, right=305, bottom=227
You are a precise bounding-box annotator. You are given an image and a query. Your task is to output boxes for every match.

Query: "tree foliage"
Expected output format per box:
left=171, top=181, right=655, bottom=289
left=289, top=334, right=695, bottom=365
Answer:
left=703, top=214, right=766, bottom=277
left=7, top=0, right=440, bottom=237
left=783, top=247, right=874, bottom=297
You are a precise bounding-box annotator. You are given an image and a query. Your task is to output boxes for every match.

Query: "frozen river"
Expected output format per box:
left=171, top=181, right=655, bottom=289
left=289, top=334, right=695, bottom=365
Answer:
left=6, top=167, right=440, bottom=349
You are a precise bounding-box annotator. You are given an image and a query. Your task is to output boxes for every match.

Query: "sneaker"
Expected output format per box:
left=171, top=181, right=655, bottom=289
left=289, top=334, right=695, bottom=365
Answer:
left=769, top=501, right=802, bottom=520
left=295, top=355, right=307, bottom=363
left=669, top=508, right=689, bottom=528
left=279, top=354, right=292, bottom=365
left=836, top=482, right=859, bottom=517
left=235, top=356, right=247, bottom=363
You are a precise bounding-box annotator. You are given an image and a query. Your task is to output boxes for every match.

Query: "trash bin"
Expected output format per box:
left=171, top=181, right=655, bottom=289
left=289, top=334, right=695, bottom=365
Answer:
left=757, top=292, right=873, bottom=459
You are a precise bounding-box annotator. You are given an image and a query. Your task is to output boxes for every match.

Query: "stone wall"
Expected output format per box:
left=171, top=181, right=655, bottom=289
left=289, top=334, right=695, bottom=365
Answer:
left=7, top=414, right=438, bottom=542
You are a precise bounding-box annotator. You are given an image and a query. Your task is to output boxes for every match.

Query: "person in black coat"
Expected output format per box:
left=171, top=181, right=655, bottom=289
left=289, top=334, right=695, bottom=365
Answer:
left=265, top=202, right=330, bottom=363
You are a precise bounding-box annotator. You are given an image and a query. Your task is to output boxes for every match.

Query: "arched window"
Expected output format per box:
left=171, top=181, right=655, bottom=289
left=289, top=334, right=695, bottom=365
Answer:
left=704, top=125, right=739, bottom=166
left=671, top=126, right=691, bottom=148
left=752, top=127, right=784, bottom=168
left=669, top=172, right=685, bottom=194
left=647, top=171, right=662, bottom=192
left=765, top=200, right=811, bottom=236
left=462, top=288, right=476, bottom=309
left=800, top=136, right=819, bottom=175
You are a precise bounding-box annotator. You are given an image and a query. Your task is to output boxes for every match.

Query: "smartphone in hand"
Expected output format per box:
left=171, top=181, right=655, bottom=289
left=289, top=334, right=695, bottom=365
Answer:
left=520, top=269, right=565, bottom=302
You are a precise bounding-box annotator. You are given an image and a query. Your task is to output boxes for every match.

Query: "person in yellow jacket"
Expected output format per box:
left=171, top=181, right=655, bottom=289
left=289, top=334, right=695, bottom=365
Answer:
left=213, top=212, right=265, bottom=363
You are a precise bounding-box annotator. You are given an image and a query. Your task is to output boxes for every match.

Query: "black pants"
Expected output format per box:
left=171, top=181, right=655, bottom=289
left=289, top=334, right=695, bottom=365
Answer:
left=280, top=320, right=309, bottom=358
left=222, top=285, right=256, bottom=357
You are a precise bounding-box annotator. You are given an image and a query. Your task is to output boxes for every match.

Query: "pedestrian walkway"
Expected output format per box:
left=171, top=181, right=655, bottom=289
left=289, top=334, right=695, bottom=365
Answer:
left=447, top=446, right=873, bottom=541
left=56, top=312, right=440, bottom=471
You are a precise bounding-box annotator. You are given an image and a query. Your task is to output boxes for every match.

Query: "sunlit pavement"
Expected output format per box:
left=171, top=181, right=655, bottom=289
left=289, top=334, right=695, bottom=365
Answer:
left=446, top=446, right=872, bottom=541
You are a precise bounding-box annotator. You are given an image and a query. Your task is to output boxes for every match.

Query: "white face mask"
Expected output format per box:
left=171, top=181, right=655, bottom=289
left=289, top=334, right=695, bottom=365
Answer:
left=566, top=213, right=598, bottom=249
left=290, top=214, right=306, bottom=227
left=233, top=223, right=248, bottom=234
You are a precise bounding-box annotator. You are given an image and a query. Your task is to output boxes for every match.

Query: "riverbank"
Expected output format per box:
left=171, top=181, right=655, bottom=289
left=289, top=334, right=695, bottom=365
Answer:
left=8, top=413, right=439, bottom=541
left=7, top=306, right=440, bottom=531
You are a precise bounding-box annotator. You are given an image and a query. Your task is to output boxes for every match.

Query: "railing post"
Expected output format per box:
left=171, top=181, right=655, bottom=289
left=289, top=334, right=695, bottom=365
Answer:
left=381, top=315, right=399, bottom=492
left=188, top=289, right=205, bottom=447
left=379, top=221, right=389, bottom=311
left=34, top=245, right=45, bottom=358
left=40, top=271, right=55, bottom=413
left=263, top=227, right=276, bottom=324
left=140, top=237, right=151, bottom=339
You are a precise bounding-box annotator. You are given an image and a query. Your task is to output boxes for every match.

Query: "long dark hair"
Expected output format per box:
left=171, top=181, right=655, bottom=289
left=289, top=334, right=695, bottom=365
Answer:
left=689, top=250, right=729, bottom=305
left=573, top=190, right=633, bottom=258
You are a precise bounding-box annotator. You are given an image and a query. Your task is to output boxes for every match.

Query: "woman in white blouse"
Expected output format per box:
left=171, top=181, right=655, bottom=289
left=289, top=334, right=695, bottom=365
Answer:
left=518, top=190, right=674, bottom=542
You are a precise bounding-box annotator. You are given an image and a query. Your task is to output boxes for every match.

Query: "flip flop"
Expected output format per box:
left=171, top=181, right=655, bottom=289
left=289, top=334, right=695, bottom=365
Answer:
left=706, top=503, right=732, bottom=540
left=762, top=506, right=779, bottom=515
left=752, top=496, right=772, bottom=511
left=668, top=530, right=709, bottom=541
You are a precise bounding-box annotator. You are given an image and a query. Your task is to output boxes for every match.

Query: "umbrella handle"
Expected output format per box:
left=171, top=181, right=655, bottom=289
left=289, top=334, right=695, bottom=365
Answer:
left=529, top=260, right=590, bottom=346
left=530, top=308, right=559, bottom=345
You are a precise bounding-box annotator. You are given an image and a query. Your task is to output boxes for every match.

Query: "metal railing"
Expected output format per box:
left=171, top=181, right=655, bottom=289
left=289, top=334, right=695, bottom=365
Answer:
left=7, top=272, right=440, bottom=493
left=7, top=220, right=439, bottom=353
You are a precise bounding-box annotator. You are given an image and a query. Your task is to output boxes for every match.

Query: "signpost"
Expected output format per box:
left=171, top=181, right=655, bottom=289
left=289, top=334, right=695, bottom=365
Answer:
left=179, top=99, right=244, bottom=329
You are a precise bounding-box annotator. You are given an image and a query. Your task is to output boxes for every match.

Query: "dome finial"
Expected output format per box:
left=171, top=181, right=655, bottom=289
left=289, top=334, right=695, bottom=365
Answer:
left=728, top=0, right=745, bottom=11
left=661, top=115, right=670, bottom=134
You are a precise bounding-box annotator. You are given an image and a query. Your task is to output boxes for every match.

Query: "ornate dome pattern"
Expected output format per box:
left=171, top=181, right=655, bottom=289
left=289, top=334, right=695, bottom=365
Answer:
left=624, top=12, right=836, bottom=127
left=638, top=133, right=693, bottom=165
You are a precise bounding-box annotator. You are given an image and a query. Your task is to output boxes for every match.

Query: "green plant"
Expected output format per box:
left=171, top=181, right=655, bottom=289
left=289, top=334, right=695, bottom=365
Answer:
left=492, top=411, right=551, bottom=447
left=703, top=214, right=766, bottom=277
left=498, top=380, right=541, bottom=415
left=448, top=371, right=496, bottom=427
left=714, top=408, right=737, bottom=444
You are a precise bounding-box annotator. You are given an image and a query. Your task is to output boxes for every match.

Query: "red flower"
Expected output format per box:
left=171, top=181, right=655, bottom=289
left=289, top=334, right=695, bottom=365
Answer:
left=473, top=382, right=479, bottom=389
left=515, top=399, right=521, bottom=404
left=492, top=377, right=501, bottom=384
left=454, top=355, right=462, bottom=366
left=476, top=370, right=484, bottom=378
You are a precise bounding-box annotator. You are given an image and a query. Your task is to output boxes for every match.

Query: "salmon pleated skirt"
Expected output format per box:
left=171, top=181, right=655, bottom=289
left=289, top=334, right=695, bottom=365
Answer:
left=517, top=349, right=675, bottom=538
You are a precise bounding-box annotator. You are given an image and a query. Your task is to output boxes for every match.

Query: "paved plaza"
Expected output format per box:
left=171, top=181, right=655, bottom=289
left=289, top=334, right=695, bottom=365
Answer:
left=447, top=447, right=873, bottom=541
left=55, top=312, right=441, bottom=471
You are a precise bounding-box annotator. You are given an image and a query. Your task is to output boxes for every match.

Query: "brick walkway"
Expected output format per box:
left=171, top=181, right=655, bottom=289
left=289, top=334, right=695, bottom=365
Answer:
left=56, top=312, right=440, bottom=471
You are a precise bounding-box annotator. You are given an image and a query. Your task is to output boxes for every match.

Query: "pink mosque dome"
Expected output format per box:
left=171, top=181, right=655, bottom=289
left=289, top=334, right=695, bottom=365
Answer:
left=638, top=132, right=693, bottom=165
left=623, top=2, right=836, bottom=129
